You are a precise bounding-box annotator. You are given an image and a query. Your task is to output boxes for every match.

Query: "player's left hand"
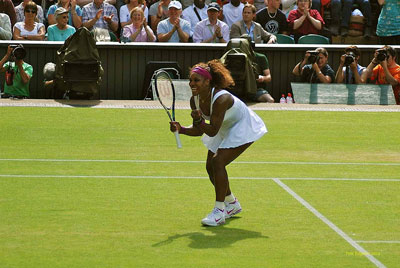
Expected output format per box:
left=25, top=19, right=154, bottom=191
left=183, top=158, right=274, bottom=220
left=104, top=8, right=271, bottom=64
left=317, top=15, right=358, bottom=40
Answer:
left=191, top=109, right=202, bottom=121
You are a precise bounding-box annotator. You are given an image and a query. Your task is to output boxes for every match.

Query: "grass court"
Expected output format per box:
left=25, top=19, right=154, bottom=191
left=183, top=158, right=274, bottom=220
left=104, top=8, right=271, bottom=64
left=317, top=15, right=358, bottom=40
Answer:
left=0, top=104, right=399, bottom=267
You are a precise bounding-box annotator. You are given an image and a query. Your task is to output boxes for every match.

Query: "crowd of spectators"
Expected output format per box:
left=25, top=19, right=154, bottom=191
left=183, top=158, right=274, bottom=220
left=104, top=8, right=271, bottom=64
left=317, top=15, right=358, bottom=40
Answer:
left=0, top=0, right=397, bottom=43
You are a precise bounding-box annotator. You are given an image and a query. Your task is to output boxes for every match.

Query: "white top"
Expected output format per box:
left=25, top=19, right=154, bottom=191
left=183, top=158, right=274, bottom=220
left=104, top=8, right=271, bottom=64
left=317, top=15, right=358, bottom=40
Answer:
left=182, top=4, right=208, bottom=36
left=13, top=22, right=45, bottom=36
left=223, top=2, right=244, bottom=28
left=201, top=88, right=267, bottom=153
left=119, top=4, right=149, bottom=23
left=193, top=18, right=230, bottom=43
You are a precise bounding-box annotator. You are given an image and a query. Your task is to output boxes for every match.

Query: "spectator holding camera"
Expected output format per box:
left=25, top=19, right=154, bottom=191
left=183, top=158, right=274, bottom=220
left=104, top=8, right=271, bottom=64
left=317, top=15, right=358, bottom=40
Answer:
left=361, top=45, right=400, bottom=105
left=335, top=45, right=366, bottom=84
left=0, top=45, right=32, bottom=98
left=292, top=47, right=334, bottom=83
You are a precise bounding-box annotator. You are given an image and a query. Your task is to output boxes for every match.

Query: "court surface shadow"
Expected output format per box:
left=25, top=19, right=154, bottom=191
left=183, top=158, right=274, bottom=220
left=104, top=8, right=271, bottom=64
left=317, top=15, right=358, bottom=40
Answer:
left=152, top=219, right=269, bottom=249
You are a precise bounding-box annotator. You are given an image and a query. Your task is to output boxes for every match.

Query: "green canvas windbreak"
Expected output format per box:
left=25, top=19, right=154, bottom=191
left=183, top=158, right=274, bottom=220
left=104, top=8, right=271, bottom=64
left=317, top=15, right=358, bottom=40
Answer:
left=220, top=38, right=259, bottom=95
left=55, top=27, right=104, bottom=96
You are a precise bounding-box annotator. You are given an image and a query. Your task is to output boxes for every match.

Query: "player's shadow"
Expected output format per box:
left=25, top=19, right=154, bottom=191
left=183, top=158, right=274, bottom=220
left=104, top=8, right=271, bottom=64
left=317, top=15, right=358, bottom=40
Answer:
left=152, top=219, right=269, bottom=249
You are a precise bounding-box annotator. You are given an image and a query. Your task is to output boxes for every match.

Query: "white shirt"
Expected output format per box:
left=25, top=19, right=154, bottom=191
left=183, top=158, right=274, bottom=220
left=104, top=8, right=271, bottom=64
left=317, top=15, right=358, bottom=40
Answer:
left=182, top=4, right=208, bottom=36
left=223, top=2, right=244, bottom=28
left=193, top=18, right=230, bottom=43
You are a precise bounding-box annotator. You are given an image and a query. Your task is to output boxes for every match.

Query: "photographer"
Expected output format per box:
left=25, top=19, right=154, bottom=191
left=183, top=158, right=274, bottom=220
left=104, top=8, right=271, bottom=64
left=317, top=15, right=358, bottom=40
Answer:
left=335, top=46, right=366, bottom=84
left=361, top=45, right=400, bottom=105
left=0, top=45, right=32, bottom=98
left=292, top=47, right=335, bottom=83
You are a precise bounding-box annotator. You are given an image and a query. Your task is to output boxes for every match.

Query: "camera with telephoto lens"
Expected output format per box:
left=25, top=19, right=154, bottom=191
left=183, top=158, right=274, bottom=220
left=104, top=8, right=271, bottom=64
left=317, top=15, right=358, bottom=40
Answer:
left=307, top=50, right=319, bottom=64
left=376, top=48, right=388, bottom=62
left=344, top=51, right=355, bottom=66
left=9, top=44, right=26, bottom=61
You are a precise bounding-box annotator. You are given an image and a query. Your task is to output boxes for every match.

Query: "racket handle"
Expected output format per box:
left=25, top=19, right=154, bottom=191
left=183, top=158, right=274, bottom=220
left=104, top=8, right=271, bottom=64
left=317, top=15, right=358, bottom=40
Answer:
left=174, top=131, right=182, bottom=149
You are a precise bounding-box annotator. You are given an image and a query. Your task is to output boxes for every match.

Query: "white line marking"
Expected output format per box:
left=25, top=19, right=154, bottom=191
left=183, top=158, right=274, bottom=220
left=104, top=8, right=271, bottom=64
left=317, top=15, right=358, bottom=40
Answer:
left=273, top=178, right=386, bottom=268
left=1, top=158, right=399, bottom=166
left=356, top=241, right=400, bottom=244
left=0, top=174, right=399, bottom=182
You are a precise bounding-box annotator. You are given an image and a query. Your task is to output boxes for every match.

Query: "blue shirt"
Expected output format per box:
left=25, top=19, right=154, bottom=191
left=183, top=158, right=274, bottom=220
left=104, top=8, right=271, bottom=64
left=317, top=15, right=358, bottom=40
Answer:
left=47, top=24, right=76, bottom=41
left=376, top=0, right=400, bottom=37
left=157, top=18, right=191, bottom=42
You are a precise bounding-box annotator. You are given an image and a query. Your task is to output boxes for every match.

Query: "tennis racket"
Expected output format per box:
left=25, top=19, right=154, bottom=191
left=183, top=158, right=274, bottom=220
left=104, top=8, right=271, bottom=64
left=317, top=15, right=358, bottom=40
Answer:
left=154, top=69, right=182, bottom=149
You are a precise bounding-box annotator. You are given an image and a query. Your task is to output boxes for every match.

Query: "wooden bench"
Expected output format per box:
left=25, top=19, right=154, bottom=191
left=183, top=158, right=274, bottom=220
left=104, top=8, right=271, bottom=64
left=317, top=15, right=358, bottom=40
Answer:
left=291, top=83, right=396, bottom=105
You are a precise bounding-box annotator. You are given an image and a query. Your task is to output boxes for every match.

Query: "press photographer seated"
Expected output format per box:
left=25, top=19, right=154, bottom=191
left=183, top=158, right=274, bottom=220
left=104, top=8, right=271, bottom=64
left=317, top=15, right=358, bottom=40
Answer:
left=292, top=47, right=335, bottom=83
left=361, top=45, right=400, bottom=105
left=335, top=45, right=367, bottom=84
left=0, top=45, right=32, bottom=99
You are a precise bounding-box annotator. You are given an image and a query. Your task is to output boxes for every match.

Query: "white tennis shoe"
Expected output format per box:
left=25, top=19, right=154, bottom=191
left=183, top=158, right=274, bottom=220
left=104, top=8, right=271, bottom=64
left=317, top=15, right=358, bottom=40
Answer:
left=201, top=207, right=225, bottom=226
left=224, top=199, right=242, bottom=219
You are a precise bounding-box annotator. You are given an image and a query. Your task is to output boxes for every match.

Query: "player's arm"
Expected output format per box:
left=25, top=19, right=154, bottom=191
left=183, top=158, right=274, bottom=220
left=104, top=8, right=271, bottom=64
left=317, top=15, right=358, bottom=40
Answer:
left=169, top=97, right=203, bottom=136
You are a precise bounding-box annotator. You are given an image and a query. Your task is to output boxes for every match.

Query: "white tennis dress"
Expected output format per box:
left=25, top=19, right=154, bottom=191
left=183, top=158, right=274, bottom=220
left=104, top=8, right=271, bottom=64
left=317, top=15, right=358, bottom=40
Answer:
left=200, top=88, right=267, bottom=153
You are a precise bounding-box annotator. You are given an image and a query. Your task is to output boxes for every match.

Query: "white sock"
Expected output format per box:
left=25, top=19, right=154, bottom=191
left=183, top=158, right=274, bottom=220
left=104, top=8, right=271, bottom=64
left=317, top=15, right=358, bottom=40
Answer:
left=215, top=201, right=225, bottom=211
left=224, top=193, right=235, bottom=203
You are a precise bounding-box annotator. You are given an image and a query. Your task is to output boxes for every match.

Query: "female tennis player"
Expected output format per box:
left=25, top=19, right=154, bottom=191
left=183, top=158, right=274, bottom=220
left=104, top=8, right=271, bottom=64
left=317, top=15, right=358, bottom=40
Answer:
left=170, top=59, right=267, bottom=226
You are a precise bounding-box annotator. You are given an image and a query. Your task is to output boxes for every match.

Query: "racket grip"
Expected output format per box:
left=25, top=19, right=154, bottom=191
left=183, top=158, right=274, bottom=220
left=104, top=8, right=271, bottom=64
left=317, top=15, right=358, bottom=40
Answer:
left=174, top=131, right=182, bottom=149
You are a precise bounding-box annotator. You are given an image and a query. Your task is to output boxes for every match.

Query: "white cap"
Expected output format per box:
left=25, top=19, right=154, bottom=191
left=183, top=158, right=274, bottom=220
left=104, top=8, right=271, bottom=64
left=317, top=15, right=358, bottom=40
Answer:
left=168, top=0, right=182, bottom=10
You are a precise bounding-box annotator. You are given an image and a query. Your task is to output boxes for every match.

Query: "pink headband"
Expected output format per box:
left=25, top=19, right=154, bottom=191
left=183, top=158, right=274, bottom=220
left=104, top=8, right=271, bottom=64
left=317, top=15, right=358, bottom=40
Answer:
left=192, top=66, right=212, bottom=80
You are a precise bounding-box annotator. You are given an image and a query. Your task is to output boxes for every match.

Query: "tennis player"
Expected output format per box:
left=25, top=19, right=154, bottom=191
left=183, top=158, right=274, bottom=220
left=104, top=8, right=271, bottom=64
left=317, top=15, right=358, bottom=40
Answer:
left=170, top=59, right=267, bottom=226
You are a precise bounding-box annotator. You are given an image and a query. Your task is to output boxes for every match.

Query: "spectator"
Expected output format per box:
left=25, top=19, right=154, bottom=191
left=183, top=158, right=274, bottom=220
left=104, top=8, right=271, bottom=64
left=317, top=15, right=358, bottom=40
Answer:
left=120, top=0, right=148, bottom=29
left=256, top=0, right=288, bottom=35
left=0, top=45, right=32, bottom=99
left=287, top=0, right=324, bottom=42
left=0, top=12, right=12, bottom=39
left=82, top=0, right=118, bottom=32
left=335, top=45, right=366, bottom=84
left=376, top=0, right=400, bottom=45
left=13, top=1, right=45, bottom=40
left=361, top=45, right=400, bottom=105
left=193, top=2, right=228, bottom=43
left=182, top=0, right=208, bottom=37
left=121, top=6, right=155, bottom=41
left=47, top=7, right=76, bottom=40
left=47, top=0, right=83, bottom=28
left=157, top=0, right=190, bottom=42
left=292, top=47, right=334, bottom=83
left=222, top=0, right=244, bottom=28
left=333, top=0, right=372, bottom=37
left=15, top=0, right=44, bottom=23
left=230, top=3, right=276, bottom=43
left=254, top=51, right=274, bottom=102
left=149, top=0, right=170, bottom=33
left=0, top=0, right=17, bottom=27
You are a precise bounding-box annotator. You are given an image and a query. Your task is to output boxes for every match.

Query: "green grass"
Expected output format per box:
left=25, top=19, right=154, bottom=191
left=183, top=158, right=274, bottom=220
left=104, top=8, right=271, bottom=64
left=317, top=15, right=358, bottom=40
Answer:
left=0, top=107, right=399, bottom=267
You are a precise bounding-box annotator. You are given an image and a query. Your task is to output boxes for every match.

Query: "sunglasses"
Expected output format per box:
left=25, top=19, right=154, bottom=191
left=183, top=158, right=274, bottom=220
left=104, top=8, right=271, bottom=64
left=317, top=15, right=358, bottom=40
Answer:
left=61, top=15, right=69, bottom=19
left=25, top=9, right=37, bottom=14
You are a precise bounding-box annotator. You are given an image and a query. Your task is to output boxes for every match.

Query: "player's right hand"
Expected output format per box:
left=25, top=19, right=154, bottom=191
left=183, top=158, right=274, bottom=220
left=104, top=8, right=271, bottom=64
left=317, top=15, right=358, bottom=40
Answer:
left=170, top=121, right=181, bottom=132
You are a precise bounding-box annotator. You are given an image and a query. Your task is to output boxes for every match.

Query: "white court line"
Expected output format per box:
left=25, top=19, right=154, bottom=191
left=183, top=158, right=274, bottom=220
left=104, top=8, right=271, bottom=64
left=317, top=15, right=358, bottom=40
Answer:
left=1, top=158, right=399, bottom=166
left=356, top=241, right=400, bottom=244
left=0, top=174, right=399, bottom=182
left=273, top=178, right=386, bottom=268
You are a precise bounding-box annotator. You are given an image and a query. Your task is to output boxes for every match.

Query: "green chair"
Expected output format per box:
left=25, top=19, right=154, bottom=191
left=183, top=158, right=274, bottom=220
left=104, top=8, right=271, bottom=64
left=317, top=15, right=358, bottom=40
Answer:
left=298, top=34, right=330, bottom=44
left=109, top=32, right=119, bottom=42
left=276, top=34, right=295, bottom=44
